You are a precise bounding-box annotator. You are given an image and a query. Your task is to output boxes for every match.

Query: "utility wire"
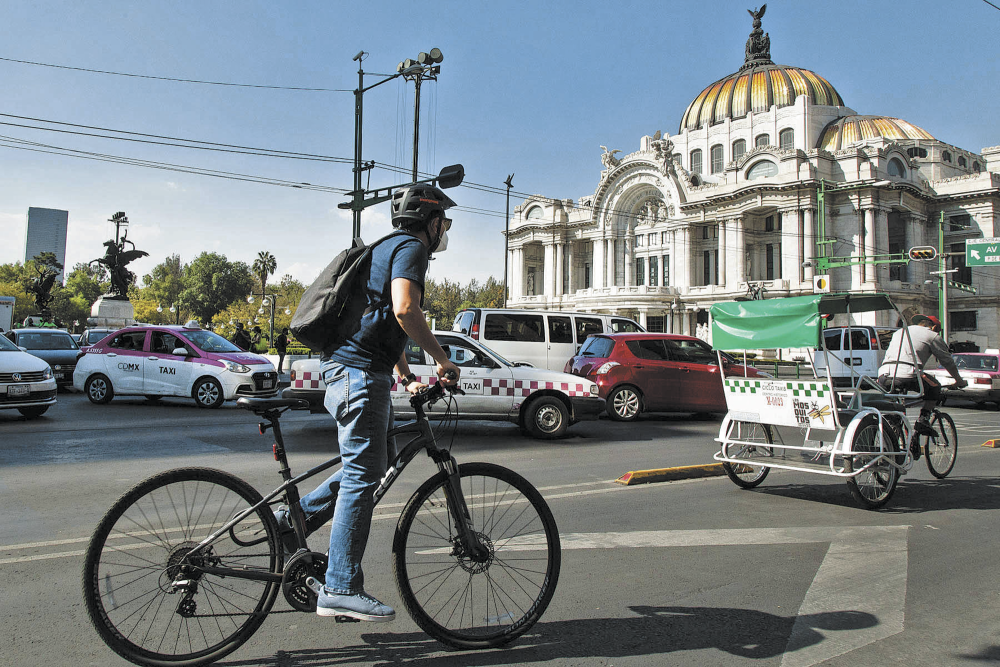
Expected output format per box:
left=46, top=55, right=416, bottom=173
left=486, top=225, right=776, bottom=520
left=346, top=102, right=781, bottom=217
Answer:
left=0, top=56, right=351, bottom=92
left=982, top=0, right=1000, bottom=12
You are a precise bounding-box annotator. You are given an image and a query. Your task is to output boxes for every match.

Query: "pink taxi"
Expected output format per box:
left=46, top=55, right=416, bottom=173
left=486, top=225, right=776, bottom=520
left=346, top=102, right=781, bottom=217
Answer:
left=73, top=321, right=278, bottom=408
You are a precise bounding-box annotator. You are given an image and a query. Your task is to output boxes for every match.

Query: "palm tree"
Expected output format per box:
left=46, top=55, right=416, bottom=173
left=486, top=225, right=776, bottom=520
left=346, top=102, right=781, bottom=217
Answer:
left=252, top=251, right=277, bottom=295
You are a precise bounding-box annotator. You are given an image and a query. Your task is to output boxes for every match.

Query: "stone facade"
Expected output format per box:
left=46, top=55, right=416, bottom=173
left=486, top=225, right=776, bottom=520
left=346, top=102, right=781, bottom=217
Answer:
left=504, top=15, right=1000, bottom=352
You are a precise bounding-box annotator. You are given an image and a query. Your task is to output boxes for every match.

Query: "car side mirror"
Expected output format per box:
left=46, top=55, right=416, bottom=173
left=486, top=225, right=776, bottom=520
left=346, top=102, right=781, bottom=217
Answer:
left=172, top=347, right=191, bottom=356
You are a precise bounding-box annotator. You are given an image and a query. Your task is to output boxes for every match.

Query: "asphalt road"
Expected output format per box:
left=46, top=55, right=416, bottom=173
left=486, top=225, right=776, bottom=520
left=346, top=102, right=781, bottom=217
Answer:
left=3, top=392, right=1000, bottom=666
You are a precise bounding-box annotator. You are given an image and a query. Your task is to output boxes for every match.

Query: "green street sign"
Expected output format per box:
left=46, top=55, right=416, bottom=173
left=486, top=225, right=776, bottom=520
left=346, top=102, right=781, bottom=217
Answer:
left=966, top=237, right=1000, bottom=266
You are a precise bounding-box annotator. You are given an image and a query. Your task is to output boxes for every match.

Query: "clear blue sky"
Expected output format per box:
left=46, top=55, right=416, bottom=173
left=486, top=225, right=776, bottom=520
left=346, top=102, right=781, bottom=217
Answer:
left=2, top=0, right=998, bottom=290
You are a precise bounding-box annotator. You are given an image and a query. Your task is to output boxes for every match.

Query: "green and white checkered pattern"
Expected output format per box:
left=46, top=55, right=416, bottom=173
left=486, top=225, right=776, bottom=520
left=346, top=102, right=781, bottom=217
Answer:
left=726, top=380, right=761, bottom=394
left=787, top=382, right=827, bottom=398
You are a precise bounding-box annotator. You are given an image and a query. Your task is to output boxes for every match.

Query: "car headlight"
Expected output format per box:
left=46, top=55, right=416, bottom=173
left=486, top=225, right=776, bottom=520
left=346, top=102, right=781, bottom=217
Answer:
left=43, top=366, right=53, bottom=380
left=222, top=360, right=251, bottom=373
left=595, top=361, right=620, bottom=375
left=589, top=384, right=599, bottom=396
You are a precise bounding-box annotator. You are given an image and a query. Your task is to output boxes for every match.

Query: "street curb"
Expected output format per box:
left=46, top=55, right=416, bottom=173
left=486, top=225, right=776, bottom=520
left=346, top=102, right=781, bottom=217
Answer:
left=982, top=439, right=1000, bottom=448
left=615, top=463, right=726, bottom=485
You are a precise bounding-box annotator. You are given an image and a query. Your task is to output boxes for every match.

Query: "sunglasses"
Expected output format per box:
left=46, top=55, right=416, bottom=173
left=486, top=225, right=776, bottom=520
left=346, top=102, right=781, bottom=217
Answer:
left=440, top=217, right=452, bottom=230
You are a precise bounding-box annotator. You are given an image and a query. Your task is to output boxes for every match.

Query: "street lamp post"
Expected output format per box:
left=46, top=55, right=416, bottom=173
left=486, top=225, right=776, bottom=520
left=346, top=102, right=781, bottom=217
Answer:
left=503, top=173, right=514, bottom=306
left=247, top=293, right=279, bottom=349
left=347, top=49, right=443, bottom=239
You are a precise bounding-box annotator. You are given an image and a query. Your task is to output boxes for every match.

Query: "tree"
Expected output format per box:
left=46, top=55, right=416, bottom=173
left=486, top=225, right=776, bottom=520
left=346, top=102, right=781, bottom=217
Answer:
left=141, top=254, right=184, bottom=310
left=65, top=263, right=106, bottom=306
left=252, top=251, right=277, bottom=296
left=179, top=252, right=255, bottom=324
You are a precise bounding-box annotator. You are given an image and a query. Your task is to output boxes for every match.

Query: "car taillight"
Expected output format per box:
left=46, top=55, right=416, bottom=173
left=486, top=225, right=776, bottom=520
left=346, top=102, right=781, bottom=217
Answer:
left=471, top=323, right=479, bottom=339
left=976, top=378, right=991, bottom=385
left=290, top=370, right=297, bottom=381
left=871, top=336, right=878, bottom=348
left=595, top=361, right=619, bottom=374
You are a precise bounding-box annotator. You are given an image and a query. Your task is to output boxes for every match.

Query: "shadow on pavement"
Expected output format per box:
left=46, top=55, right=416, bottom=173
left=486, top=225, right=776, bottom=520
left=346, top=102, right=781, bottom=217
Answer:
left=218, top=605, right=877, bottom=666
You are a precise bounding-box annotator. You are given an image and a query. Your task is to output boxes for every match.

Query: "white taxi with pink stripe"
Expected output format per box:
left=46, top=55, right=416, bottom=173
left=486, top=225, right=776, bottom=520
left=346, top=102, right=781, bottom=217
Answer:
left=284, top=332, right=604, bottom=438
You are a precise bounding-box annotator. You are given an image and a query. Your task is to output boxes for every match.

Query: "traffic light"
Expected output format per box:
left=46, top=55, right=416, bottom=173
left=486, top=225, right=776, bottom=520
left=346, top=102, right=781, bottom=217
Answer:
left=908, top=246, right=938, bottom=261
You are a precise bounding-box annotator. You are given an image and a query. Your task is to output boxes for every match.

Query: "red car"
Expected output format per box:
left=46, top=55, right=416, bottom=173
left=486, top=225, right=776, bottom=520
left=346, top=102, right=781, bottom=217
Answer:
left=564, top=333, right=768, bottom=420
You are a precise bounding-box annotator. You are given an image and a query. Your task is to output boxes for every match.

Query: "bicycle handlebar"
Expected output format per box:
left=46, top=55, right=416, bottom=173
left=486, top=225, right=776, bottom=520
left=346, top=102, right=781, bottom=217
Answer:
left=409, top=371, right=464, bottom=409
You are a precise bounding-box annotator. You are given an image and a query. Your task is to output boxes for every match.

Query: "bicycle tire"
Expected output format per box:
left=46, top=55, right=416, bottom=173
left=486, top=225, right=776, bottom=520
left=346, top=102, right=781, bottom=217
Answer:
left=392, top=462, right=560, bottom=649
left=924, top=411, right=958, bottom=478
left=721, top=421, right=772, bottom=489
left=845, top=415, right=901, bottom=509
left=83, top=467, right=281, bottom=667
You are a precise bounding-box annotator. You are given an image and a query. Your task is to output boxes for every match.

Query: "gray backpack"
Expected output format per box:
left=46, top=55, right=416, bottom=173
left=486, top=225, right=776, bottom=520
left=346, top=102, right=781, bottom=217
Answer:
left=289, top=232, right=411, bottom=352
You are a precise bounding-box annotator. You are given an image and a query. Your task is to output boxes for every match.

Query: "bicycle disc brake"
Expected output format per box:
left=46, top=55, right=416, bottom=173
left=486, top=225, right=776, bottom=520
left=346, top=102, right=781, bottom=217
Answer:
left=281, top=551, right=328, bottom=612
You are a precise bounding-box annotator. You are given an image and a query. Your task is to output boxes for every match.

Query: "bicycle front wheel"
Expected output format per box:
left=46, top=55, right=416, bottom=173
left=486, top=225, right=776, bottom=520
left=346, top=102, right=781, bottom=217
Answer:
left=392, top=462, right=560, bottom=649
left=845, top=415, right=901, bottom=510
left=924, top=411, right=958, bottom=478
left=83, top=468, right=281, bottom=667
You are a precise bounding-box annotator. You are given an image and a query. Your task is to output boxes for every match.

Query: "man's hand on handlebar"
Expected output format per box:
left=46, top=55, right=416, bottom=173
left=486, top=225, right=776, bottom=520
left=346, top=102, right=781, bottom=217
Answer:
left=437, top=361, right=460, bottom=386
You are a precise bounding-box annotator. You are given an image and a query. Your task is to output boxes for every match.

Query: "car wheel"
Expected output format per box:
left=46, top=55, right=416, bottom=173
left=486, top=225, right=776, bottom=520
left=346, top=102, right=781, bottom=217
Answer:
left=17, top=405, right=49, bottom=419
left=85, top=374, right=114, bottom=404
left=524, top=396, right=569, bottom=439
left=607, top=385, right=642, bottom=422
left=193, top=378, right=225, bottom=409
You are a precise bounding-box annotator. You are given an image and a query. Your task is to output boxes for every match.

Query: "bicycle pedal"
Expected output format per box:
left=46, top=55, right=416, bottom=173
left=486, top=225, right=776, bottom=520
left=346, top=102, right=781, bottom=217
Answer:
left=334, top=615, right=361, bottom=623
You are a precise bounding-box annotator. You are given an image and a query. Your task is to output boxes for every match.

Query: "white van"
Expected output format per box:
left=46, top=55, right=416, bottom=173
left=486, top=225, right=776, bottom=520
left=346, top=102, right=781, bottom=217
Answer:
left=811, top=325, right=897, bottom=387
left=452, top=308, right=644, bottom=371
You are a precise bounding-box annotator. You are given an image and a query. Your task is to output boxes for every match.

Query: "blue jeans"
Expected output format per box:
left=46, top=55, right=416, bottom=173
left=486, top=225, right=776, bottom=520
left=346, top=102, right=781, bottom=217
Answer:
left=298, top=362, right=396, bottom=594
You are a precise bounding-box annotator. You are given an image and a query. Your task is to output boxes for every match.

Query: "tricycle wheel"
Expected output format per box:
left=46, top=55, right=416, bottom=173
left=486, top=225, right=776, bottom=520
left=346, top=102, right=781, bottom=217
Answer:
left=722, top=421, right=772, bottom=489
left=845, top=415, right=901, bottom=510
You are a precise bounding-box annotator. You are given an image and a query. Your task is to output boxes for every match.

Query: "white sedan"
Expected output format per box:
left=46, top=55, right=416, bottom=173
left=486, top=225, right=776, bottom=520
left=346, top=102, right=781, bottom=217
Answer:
left=0, top=333, right=57, bottom=419
left=283, top=332, right=605, bottom=439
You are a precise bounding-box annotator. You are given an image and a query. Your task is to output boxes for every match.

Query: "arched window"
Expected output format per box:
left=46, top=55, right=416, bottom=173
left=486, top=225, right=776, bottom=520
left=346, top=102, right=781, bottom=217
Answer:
left=690, top=149, right=703, bottom=175
left=755, top=134, right=770, bottom=148
left=958, top=156, right=968, bottom=168
left=942, top=150, right=952, bottom=163
left=747, top=160, right=778, bottom=180
left=888, top=158, right=906, bottom=178
left=907, top=147, right=928, bottom=159
left=710, top=144, right=724, bottom=174
left=973, top=161, right=982, bottom=172
left=778, top=128, right=794, bottom=150
left=525, top=206, right=544, bottom=220
left=732, top=139, right=746, bottom=161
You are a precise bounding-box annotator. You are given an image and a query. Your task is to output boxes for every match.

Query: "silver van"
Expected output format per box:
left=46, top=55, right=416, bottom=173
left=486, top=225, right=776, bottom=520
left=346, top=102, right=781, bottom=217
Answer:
left=452, top=308, right=644, bottom=371
left=811, top=325, right=897, bottom=387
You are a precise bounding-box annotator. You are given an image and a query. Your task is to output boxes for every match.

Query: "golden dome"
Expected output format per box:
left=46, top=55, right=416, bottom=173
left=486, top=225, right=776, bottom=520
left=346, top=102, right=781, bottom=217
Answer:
left=680, top=63, right=844, bottom=133
left=817, top=115, right=935, bottom=151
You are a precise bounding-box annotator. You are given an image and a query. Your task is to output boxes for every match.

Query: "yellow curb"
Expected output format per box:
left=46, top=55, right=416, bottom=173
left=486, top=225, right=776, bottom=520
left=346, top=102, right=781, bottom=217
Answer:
left=616, top=463, right=726, bottom=485
left=982, top=439, right=1000, bottom=448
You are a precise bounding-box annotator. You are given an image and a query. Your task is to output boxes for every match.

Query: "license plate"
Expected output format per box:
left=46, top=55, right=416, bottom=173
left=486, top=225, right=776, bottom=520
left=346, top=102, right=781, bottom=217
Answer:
left=263, top=380, right=273, bottom=389
left=7, top=384, right=29, bottom=397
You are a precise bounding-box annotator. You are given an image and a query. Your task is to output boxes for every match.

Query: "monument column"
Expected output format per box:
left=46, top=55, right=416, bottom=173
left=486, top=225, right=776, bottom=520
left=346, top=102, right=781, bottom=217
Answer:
left=593, top=235, right=605, bottom=289
left=864, top=208, right=876, bottom=284
left=718, top=220, right=727, bottom=286
left=803, top=208, right=815, bottom=281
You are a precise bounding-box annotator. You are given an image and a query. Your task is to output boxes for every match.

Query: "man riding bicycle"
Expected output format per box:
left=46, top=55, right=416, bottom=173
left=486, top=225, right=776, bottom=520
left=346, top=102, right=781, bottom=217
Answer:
left=878, top=313, right=967, bottom=459
left=278, top=185, right=461, bottom=622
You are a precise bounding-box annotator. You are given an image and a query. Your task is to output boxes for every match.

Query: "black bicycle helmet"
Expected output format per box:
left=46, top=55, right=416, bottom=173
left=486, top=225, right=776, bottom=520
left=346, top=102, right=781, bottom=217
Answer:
left=391, top=185, right=456, bottom=228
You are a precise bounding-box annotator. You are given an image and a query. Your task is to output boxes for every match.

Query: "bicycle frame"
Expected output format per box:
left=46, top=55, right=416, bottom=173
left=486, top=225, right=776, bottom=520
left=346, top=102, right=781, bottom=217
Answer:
left=184, top=385, right=486, bottom=584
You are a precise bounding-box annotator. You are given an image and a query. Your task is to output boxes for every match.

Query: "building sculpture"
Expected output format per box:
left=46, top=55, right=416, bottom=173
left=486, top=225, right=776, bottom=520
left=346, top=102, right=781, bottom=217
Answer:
left=504, top=8, right=1000, bottom=351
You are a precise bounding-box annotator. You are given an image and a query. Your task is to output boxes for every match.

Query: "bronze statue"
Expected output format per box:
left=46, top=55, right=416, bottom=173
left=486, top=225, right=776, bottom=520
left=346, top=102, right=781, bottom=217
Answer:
left=26, top=263, right=58, bottom=318
left=91, top=225, right=148, bottom=298
left=743, top=4, right=771, bottom=68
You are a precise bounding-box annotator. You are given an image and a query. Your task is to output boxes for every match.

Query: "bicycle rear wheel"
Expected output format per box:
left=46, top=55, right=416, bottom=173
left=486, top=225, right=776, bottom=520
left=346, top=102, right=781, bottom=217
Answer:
left=392, top=462, right=560, bottom=649
left=924, top=411, right=958, bottom=478
left=83, top=468, right=281, bottom=667
left=845, top=415, right=901, bottom=509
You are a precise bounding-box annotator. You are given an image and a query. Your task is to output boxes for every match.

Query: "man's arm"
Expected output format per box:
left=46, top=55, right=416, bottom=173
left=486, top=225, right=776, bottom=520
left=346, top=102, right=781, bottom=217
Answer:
left=391, top=277, right=459, bottom=385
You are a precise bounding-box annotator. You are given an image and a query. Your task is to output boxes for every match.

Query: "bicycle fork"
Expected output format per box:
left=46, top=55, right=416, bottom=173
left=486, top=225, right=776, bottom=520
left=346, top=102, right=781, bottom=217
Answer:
left=435, top=453, right=490, bottom=563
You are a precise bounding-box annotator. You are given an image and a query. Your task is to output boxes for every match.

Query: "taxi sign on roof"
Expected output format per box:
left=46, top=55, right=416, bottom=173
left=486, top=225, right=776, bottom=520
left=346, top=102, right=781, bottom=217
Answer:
left=966, top=238, right=1000, bottom=266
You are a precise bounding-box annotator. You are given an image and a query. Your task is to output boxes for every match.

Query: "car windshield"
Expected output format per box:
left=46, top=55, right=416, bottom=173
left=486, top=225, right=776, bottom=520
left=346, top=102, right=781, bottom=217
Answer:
left=181, top=330, right=242, bottom=353
left=17, top=331, right=79, bottom=350
left=954, top=354, right=999, bottom=372
left=86, top=331, right=111, bottom=344
left=468, top=340, right=513, bottom=367
left=0, top=335, right=19, bottom=351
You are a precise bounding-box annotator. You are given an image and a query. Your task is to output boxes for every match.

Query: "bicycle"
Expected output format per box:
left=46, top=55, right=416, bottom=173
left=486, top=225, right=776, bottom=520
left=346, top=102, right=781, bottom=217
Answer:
left=912, top=401, right=958, bottom=479
left=82, top=379, right=561, bottom=667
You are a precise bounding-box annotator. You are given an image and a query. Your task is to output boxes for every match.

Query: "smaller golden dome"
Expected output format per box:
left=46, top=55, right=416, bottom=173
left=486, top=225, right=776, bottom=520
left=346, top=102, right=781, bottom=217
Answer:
left=818, top=115, right=935, bottom=151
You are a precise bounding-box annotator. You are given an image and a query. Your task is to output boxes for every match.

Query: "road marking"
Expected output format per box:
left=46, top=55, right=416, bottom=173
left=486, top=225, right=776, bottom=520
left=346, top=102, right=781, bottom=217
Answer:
left=550, top=526, right=909, bottom=667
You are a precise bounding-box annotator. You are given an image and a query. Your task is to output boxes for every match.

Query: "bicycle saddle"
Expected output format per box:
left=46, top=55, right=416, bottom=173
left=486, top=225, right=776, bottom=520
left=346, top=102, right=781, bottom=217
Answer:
left=236, top=397, right=310, bottom=412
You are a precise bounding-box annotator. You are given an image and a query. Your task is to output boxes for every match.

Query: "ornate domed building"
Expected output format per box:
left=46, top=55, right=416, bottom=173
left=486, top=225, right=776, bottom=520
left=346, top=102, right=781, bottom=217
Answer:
left=505, top=7, right=1000, bottom=350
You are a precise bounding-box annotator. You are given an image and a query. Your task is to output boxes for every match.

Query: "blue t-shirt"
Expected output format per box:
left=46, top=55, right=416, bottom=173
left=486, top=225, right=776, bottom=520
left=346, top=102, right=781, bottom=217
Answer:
left=324, top=232, right=427, bottom=372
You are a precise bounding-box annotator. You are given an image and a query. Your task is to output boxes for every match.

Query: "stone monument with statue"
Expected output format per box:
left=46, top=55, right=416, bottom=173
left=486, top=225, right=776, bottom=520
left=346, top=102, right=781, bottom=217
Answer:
left=87, top=211, right=149, bottom=328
